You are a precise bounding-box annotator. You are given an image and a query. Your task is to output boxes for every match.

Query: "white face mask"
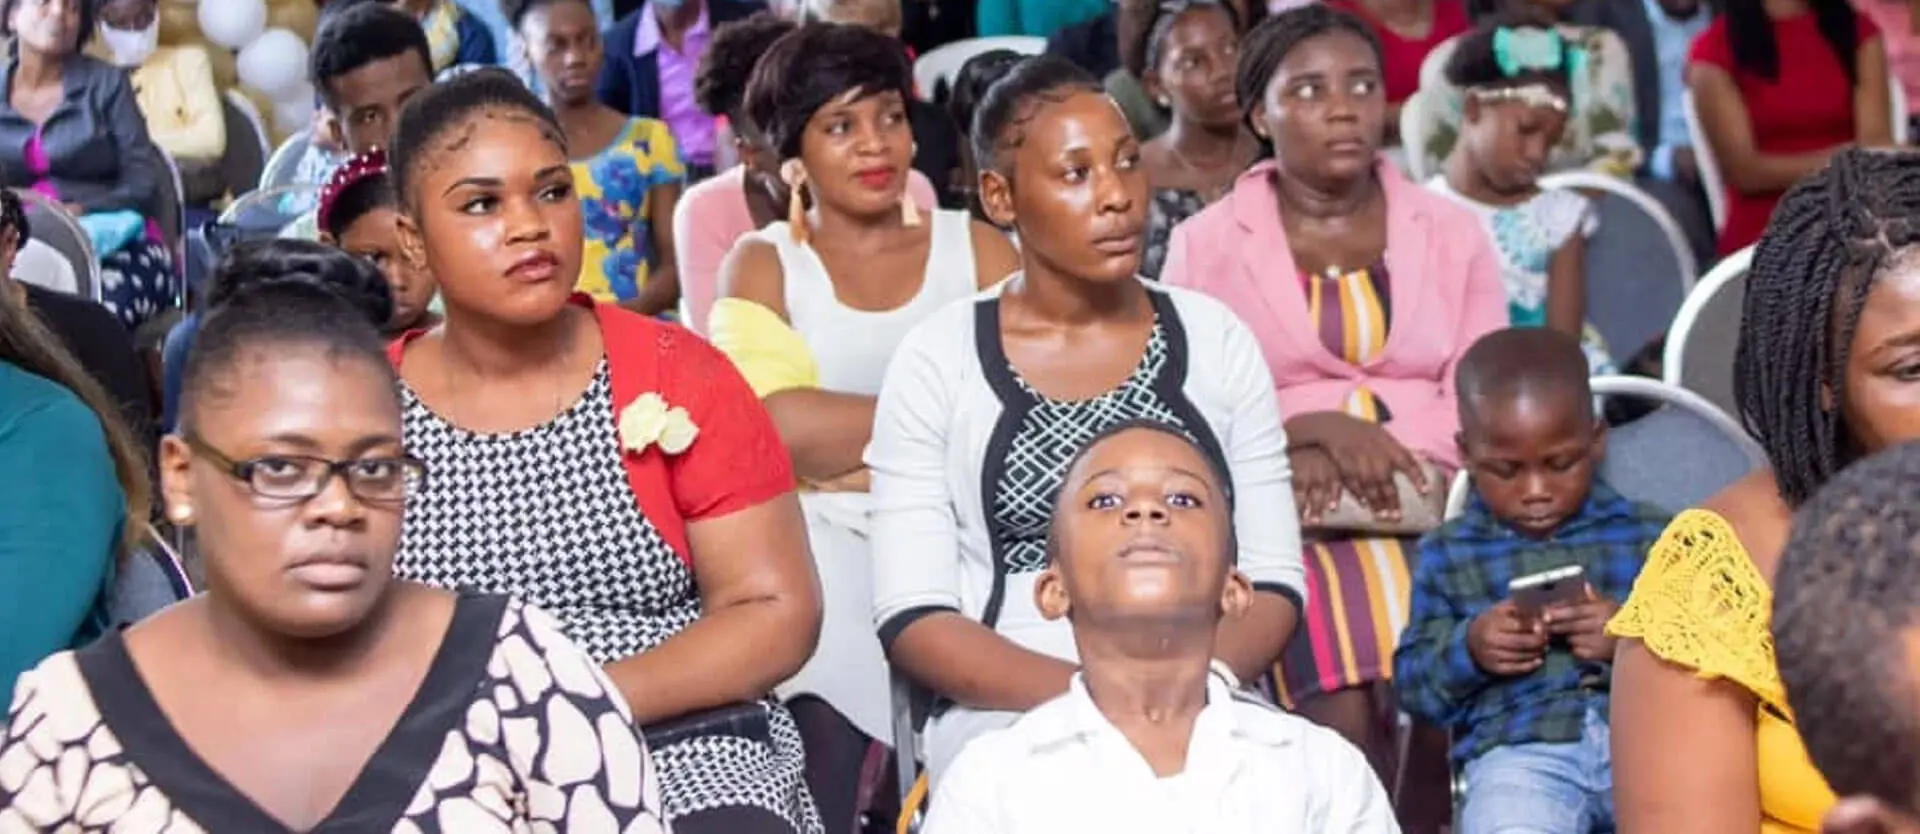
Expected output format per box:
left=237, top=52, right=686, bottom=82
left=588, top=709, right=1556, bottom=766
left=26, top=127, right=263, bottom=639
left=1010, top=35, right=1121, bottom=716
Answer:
left=99, top=19, right=159, bottom=68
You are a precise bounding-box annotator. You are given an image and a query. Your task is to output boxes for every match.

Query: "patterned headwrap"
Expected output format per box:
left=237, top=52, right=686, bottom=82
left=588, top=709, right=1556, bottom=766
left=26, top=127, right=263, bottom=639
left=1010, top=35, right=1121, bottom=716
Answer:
left=316, top=148, right=390, bottom=236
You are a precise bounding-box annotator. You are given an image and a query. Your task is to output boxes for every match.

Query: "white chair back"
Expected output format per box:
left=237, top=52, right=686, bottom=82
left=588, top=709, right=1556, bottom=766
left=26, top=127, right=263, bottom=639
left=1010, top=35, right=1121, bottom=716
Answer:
left=1398, top=88, right=1445, bottom=182
left=1894, top=81, right=1910, bottom=145
left=260, top=129, right=314, bottom=191
left=14, top=187, right=101, bottom=303
left=1540, top=171, right=1697, bottom=358
left=911, top=36, right=1045, bottom=101
left=1682, top=91, right=1728, bottom=232
left=1663, top=244, right=1755, bottom=420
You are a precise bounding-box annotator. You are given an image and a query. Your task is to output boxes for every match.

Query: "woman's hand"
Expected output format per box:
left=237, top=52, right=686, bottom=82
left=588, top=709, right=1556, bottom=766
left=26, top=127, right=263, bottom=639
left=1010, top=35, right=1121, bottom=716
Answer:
left=1287, top=411, right=1426, bottom=521
left=1289, top=445, right=1341, bottom=526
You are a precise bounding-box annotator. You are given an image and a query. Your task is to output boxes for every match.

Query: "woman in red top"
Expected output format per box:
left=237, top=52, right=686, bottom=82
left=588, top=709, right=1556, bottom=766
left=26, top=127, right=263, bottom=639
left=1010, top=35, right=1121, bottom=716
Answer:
left=382, top=69, right=825, bottom=834
left=1328, top=0, right=1470, bottom=130
left=1690, top=0, right=1893, bottom=254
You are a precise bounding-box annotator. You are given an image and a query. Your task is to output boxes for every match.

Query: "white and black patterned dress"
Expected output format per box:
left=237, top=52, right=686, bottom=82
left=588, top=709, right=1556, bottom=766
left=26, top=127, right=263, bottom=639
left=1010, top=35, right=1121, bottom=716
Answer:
left=395, top=362, right=822, bottom=834
left=976, top=291, right=1230, bottom=628
left=0, top=595, right=669, bottom=832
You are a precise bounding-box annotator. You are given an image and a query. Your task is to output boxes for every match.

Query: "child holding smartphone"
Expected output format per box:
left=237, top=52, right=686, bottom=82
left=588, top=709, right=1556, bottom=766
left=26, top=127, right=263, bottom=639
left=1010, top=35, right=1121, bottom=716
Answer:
left=1392, top=328, right=1668, bottom=834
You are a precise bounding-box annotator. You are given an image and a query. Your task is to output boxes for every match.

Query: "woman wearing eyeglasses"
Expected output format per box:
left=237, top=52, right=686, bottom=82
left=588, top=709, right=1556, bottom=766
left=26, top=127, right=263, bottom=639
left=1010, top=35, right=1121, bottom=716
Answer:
left=0, top=241, right=670, bottom=832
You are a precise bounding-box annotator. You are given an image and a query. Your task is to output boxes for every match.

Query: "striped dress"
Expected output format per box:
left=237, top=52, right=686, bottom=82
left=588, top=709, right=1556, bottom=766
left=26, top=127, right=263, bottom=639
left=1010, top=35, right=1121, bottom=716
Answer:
left=1270, top=262, right=1420, bottom=708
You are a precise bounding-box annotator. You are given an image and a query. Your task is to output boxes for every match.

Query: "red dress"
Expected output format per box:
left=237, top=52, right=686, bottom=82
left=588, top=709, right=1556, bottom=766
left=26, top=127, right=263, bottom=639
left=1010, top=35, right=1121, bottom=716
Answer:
left=1330, top=0, right=1470, bottom=104
left=1691, top=12, right=1880, bottom=254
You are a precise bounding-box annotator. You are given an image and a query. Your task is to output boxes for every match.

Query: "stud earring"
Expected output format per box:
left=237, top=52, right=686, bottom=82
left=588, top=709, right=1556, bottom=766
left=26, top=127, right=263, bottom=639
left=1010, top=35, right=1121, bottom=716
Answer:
left=780, top=159, right=808, bottom=243
left=1156, top=96, right=1171, bottom=108
left=168, top=505, right=193, bottom=525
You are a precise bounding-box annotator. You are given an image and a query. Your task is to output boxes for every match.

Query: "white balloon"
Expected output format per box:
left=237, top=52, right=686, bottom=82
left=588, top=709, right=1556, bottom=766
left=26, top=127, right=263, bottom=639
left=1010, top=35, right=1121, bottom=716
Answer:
left=272, top=88, right=316, bottom=136
left=197, top=0, right=267, bottom=50
left=236, top=28, right=309, bottom=100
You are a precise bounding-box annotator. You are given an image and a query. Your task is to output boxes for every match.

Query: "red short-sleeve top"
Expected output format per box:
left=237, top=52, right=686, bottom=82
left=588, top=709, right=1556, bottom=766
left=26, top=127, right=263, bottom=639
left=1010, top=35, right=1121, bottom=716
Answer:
left=1329, top=0, right=1470, bottom=104
left=388, top=296, right=795, bottom=565
left=1690, top=12, right=1880, bottom=254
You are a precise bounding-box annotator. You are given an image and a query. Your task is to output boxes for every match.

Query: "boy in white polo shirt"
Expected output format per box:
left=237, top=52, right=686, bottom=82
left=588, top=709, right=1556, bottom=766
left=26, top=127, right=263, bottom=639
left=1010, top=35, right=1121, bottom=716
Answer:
left=924, top=421, right=1397, bottom=833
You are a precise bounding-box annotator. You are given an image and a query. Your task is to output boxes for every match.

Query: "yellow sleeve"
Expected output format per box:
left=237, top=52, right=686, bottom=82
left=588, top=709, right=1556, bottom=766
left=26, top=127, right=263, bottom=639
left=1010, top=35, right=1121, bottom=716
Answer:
left=707, top=297, right=820, bottom=399
left=1607, top=508, right=1788, bottom=712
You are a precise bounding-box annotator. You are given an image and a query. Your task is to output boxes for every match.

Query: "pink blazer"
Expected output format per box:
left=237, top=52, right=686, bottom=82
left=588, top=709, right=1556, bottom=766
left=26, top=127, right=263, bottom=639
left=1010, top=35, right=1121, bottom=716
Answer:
left=1161, top=159, right=1506, bottom=469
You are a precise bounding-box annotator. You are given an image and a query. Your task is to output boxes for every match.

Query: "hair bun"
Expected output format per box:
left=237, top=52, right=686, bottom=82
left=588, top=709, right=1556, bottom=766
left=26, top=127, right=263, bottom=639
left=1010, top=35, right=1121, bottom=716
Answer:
left=207, top=239, right=395, bottom=329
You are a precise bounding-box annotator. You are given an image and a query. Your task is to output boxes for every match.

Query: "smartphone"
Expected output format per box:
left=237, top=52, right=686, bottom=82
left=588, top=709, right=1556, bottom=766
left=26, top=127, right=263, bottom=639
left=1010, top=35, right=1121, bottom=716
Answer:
left=1508, top=565, right=1587, bottom=617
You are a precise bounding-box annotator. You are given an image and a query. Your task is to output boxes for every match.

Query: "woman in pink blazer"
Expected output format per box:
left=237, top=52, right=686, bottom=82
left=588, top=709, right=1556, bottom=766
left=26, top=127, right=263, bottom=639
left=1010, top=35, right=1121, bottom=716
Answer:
left=1162, top=4, right=1505, bottom=787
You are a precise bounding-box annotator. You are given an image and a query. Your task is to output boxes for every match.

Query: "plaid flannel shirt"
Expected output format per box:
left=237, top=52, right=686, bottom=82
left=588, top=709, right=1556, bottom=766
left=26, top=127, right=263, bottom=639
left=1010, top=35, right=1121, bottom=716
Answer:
left=1392, top=480, right=1669, bottom=764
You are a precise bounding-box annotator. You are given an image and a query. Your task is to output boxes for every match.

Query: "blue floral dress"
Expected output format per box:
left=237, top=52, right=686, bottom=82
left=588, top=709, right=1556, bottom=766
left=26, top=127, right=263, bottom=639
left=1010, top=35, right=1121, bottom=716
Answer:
left=571, top=117, right=684, bottom=305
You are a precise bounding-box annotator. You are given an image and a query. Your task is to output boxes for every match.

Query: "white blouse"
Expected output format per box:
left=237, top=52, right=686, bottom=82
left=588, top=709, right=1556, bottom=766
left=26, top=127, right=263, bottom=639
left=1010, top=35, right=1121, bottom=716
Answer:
left=866, top=278, right=1306, bottom=661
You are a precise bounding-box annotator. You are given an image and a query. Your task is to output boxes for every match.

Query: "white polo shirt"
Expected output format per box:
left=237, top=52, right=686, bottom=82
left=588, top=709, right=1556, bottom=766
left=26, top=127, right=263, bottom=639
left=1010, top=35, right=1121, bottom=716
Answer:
left=923, top=670, right=1400, bottom=834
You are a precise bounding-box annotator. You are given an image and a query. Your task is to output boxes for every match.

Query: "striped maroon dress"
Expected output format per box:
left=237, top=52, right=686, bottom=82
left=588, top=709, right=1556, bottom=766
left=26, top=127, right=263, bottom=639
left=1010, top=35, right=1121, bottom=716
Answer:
left=1270, top=262, right=1420, bottom=708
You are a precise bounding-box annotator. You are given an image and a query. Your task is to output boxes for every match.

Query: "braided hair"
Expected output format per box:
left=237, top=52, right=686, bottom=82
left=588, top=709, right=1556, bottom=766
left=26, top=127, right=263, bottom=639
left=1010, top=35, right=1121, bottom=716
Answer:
left=1774, top=439, right=1920, bottom=816
left=1733, top=149, right=1920, bottom=507
left=1234, top=5, right=1381, bottom=138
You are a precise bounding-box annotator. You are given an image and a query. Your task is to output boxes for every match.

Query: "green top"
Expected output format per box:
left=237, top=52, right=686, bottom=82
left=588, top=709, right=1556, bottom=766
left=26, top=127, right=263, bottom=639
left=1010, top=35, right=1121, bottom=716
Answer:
left=975, top=0, right=1107, bottom=37
left=0, top=361, right=122, bottom=691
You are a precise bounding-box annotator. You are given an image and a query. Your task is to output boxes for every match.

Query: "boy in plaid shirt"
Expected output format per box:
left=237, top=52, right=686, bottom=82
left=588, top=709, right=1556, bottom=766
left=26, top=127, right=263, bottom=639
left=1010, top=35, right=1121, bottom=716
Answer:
left=1392, top=329, right=1669, bottom=834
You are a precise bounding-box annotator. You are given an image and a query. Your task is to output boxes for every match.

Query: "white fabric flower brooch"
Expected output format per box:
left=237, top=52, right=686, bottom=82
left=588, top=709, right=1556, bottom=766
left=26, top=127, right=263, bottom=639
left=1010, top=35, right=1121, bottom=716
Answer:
left=618, top=392, right=700, bottom=457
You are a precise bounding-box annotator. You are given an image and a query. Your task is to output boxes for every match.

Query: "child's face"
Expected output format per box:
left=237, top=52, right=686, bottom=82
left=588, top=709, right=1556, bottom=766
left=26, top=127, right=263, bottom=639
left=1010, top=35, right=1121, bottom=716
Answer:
left=1036, top=428, right=1248, bottom=626
left=1462, top=96, right=1567, bottom=192
left=339, top=206, right=436, bottom=331
left=1461, top=389, right=1602, bottom=539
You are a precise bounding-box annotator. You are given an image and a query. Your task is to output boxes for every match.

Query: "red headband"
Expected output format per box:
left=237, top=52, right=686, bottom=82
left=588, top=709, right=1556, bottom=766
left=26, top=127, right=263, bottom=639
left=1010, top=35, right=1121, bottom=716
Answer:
left=316, top=148, right=391, bottom=234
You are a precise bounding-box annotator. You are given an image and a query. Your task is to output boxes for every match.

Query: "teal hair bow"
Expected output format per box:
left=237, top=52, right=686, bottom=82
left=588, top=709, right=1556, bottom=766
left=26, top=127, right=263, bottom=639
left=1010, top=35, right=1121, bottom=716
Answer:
left=1492, top=27, right=1585, bottom=79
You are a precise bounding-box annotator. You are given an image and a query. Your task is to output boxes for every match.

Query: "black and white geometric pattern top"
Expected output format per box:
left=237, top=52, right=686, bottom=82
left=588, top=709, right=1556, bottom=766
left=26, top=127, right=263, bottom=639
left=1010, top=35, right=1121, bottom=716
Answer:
left=395, top=363, right=822, bottom=833
left=0, top=595, right=669, bottom=832
left=974, top=291, right=1227, bottom=628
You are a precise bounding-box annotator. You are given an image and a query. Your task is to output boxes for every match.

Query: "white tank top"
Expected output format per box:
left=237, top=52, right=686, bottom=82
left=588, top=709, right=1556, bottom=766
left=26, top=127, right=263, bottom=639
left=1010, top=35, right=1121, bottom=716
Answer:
left=748, top=209, right=980, bottom=395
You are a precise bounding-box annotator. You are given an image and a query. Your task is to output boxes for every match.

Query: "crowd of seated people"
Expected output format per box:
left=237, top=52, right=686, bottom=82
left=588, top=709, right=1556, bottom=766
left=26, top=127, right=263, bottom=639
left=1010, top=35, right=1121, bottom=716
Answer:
left=9, top=0, right=1920, bottom=831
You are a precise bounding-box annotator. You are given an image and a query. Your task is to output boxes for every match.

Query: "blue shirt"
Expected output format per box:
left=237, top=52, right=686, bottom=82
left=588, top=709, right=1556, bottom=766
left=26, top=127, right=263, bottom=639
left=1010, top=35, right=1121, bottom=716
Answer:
left=1392, top=480, right=1670, bottom=764
left=1641, top=0, right=1711, bottom=180
left=0, top=362, right=121, bottom=691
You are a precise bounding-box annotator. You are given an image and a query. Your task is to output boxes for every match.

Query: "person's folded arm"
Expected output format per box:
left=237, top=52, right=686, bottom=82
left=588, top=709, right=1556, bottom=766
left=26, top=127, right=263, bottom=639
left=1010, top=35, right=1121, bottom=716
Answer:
left=869, top=322, right=1074, bottom=711
left=601, top=333, right=823, bottom=724
left=628, top=182, right=683, bottom=317
left=0, top=396, right=121, bottom=688
left=1690, top=65, right=1842, bottom=195
left=1208, top=306, right=1301, bottom=682
left=1390, top=536, right=1485, bottom=727
left=714, top=237, right=874, bottom=480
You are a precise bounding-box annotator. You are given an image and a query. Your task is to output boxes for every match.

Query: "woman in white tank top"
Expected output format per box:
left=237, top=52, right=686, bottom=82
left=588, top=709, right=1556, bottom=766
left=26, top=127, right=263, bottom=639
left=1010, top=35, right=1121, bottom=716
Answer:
left=711, top=22, right=1020, bottom=832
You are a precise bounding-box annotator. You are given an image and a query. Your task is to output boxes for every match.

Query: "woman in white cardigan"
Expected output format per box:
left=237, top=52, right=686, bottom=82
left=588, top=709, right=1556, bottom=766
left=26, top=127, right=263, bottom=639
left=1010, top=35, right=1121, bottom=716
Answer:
left=865, top=55, right=1305, bottom=785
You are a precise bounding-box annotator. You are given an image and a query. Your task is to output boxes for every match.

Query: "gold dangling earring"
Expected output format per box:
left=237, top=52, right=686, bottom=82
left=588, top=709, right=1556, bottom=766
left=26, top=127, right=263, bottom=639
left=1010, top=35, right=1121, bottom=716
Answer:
left=900, top=142, right=923, bottom=227
left=781, top=159, right=808, bottom=244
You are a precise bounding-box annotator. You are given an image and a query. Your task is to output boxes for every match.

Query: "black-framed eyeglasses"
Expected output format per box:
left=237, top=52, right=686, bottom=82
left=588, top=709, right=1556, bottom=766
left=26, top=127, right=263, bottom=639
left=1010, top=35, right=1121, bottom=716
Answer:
left=183, top=434, right=428, bottom=503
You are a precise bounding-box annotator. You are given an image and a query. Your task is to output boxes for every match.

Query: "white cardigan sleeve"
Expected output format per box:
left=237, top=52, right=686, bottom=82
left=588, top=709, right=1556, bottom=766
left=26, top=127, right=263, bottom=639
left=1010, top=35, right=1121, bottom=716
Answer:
left=866, top=317, right=967, bottom=642
left=1213, top=302, right=1307, bottom=606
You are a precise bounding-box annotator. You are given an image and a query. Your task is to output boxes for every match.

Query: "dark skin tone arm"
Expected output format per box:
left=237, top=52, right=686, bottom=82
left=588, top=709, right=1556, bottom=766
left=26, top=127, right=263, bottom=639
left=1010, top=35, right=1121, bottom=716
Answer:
left=624, top=181, right=683, bottom=317
left=1545, top=232, right=1586, bottom=339
left=1613, top=471, right=1786, bottom=833
left=1691, top=64, right=1849, bottom=195
left=604, top=494, right=824, bottom=723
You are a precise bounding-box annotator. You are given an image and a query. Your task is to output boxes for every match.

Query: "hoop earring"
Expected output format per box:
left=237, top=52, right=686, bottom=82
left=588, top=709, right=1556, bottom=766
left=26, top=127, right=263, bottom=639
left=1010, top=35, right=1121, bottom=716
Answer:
left=780, top=159, right=808, bottom=243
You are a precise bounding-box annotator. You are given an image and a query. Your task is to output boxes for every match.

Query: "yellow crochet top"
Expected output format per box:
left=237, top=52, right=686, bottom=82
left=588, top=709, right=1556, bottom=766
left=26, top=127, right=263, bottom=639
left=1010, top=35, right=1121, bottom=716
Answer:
left=1606, top=509, right=1835, bottom=833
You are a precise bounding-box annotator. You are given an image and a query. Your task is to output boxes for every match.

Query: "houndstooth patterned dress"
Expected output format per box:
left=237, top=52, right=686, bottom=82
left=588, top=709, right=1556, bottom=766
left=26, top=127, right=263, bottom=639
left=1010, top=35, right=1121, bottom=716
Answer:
left=395, top=361, right=822, bottom=833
